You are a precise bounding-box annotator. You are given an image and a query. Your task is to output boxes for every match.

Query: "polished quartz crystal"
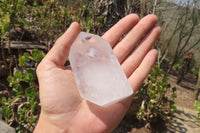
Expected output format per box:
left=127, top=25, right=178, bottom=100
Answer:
left=69, top=32, right=133, bottom=106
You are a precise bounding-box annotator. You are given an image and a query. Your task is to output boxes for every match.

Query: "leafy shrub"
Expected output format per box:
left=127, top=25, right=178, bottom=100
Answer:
left=173, top=59, right=183, bottom=71
left=0, top=0, right=97, bottom=42
left=0, top=0, right=30, bottom=40
left=194, top=100, right=200, bottom=123
left=0, top=49, right=45, bottom=133
left=137, top=65, right=177, bottom=124
left=0, top=0, right=73, bottom=41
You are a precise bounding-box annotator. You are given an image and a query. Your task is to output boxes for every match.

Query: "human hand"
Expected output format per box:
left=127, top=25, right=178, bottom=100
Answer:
left=34, top=14, right=161, bottom=133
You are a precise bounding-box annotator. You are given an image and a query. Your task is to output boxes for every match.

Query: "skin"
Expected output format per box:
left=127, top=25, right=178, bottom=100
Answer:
left=34, top=14, right=161, bottom=133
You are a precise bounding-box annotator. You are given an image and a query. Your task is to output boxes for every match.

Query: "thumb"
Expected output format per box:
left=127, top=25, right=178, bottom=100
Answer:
left=45, top=22, right=81, bottom=66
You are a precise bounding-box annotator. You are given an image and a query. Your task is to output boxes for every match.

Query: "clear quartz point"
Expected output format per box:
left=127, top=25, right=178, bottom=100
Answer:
left=69, top=32, right=133, bottom=106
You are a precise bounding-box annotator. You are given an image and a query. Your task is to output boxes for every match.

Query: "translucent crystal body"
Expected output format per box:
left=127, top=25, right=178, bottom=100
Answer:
left=69, top=32, right=133, bottom=106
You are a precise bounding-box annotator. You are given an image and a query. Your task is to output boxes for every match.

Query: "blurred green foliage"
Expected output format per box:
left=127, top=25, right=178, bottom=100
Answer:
left=1, top=49, right=45, bottom=133
left=0, top=0, right=91, bottom=42
left=0, top=0, right=29, bottom=40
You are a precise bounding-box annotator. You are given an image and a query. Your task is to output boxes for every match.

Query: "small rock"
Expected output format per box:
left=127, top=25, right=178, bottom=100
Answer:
left=0, top=120, right=16, bottom=133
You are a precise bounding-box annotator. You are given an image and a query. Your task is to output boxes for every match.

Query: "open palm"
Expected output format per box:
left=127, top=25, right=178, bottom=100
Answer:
left=34, top=14, right=161, bottom=133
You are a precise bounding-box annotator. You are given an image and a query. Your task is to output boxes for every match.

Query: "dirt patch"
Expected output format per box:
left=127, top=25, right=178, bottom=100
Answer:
left=167, top=73, right=199, bottom=110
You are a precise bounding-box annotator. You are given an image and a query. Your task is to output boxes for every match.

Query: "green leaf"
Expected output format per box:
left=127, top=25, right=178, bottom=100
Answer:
left=29, top=102, right=36, bottom=112
left=195, top=116, right=200, bottom=122
left=149, top=102, right=154, bottom=109
left=24, top=52, right=30, bottom=59
left=22, top=69, right=36, bottom=82
left=29, top=115, right=37, bottom=124
left=25, top=87, right=37, bottom=97
left=7, top=98, right=12, bottom=106
left=158, top=86, right=163, bottom=92
left=19, top=54, right=30, bottom=67
left=172, top=105, right=177, bottom=111
left=32, top=49, right=45, bottom=63
left=162, top=96, right=168, bottom=103
left=195, top=100, right=200, bottom=111
left=11, top=87, right=22, bottom=97
left=15, top=70, right=23, bottom=79
left=154, top=65, right=163, bottom=76
left=172, top=93, right=177, bottom=98
left=1, top=107, right=12, bottom=119
left=1, top=97, right=7, bottom=104
left=195, top=100, right=200, bottom=106
left=13, top=83, right=22, bottom=90
left=172, top=87, right=177, bottom=92
left=167, top=83, right=171, bottom=88
left=173, top=59, right=183, bottom=70
left=7, top=75, right=15, bottom=86
left=150, top=90, right=156, bottom=99
left=162, top=75, right=168, bottom=82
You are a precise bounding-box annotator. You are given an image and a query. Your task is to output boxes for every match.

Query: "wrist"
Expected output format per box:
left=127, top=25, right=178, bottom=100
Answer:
left=34, top=111, right=69, bottom=133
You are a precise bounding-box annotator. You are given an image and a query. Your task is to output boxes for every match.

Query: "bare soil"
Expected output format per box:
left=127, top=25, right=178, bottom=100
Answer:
left=167, top=73, right=198, bottom=109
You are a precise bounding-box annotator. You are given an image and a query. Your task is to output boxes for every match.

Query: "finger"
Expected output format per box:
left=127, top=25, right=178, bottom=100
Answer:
left=128, top=49, right=158, bottom=91
left=45, top=22, right=81, bottom=66
left=102, top=14, right=139, bottom=48
left=113, top=14, right=158, bottom=63
left=122, top=26, right=161, bottom=77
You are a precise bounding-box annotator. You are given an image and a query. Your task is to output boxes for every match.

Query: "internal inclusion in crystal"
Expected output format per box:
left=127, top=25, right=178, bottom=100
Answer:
left=69, top=32, right=133, bottom=106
